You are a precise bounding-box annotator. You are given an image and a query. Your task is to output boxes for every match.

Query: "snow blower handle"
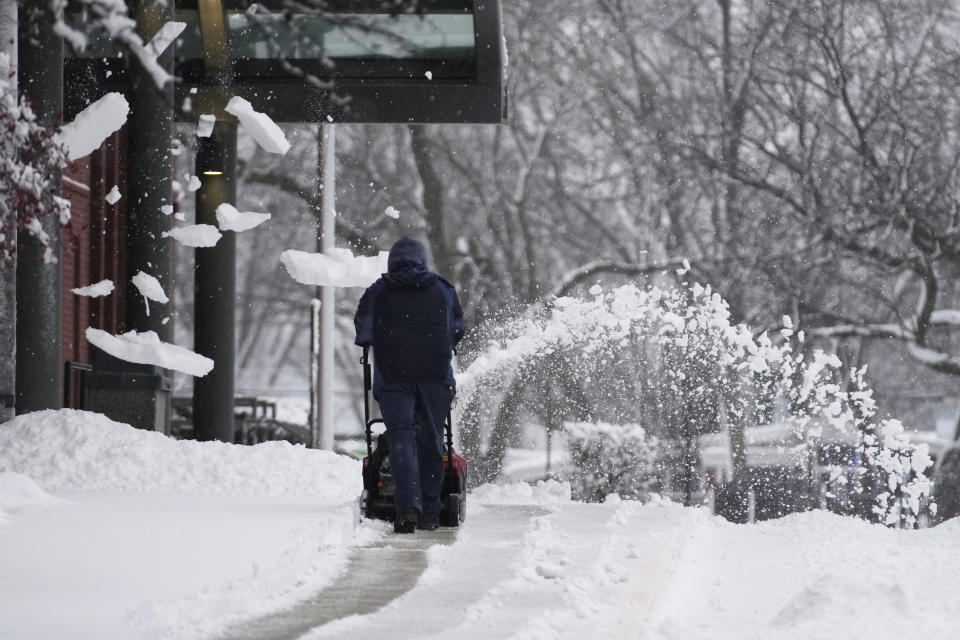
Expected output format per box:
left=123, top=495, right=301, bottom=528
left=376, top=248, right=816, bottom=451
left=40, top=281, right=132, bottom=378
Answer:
left=361, top=346, right=374, bottom=459
left=446, top=389, right=455, bottom=470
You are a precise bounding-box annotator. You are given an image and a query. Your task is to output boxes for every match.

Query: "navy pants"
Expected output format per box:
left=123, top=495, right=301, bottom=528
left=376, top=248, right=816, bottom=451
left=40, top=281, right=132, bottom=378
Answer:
left=376, top=382, right=451, bottom=518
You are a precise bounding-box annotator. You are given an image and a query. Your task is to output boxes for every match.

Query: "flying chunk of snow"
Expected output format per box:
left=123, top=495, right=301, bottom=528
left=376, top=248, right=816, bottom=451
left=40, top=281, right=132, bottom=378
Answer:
left=160, top=204, right=174, bottom=216
left=224, top=96, right=290, bottom=154
left=187, top=175, right=202, bottom=192
left=57, top=93, right=129, bottom=161
left=676, top=258, right=691, bottom=276
left=132, top=271, right=168, bottom=303
left=163, top=224, right=222, bottom=247
left=143, top=21, right=187, bottom=58
left=174, top=212, right=186, bottom=222
left=105, top=185, right=121, bottom=205
left=131, top=271, right=168, bottom=316
left=589, top=284, right=603, bottom=296
left=215, top=203, right=271, bottom=232
left=72, top=280, right=114, bottom=298
left=281, top=248, right=388, bottom=288
left=86, top=328, right=214, bottom=377
left=196, top=114, right=216, bottom=138
left=782, top=315, right=794, bottom=329
left=384, top=206, right=400, bottom=219
left=425, top=71, right=433, bottom=80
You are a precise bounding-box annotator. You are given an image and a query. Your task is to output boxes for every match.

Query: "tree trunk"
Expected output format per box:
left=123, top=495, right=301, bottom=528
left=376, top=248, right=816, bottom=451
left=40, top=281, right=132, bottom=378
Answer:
left=408, top=126, right=455, bottom=279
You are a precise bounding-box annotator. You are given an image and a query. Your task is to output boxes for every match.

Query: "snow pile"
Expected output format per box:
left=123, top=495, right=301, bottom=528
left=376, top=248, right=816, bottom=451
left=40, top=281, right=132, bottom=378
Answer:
left=652, top=510, right=960, bottom=640
left=86, top=328, right=214, bottom=377
left=0, top=472, right=58, bottom=517
left=471, top=479, right=571, bottom=505
left=72, top=279, right=114, bottom=297
left=216, top=203, right=271, bottom=232
left=225, top=96, right=291, bottom=154
left=0, top=410, right=359, bottom=500
left=281, top=248, right=389, bottom=288
left=163, top=223, right=222, bottom=247
left=56, top=92, right=130, bottom=161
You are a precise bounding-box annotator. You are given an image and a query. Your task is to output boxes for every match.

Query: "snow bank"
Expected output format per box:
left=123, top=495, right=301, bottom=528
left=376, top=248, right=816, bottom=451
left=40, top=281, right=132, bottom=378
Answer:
left=163, top=224, right=222, bottom=247
left=216, top=203, right=271, bottom=232
left=471, top=479, right=572, bottom=505
left=281, top=248, right=388, bottom=288
left=225, top=96, right=291, bottom=154
left=651, top=509, right=960, bottom=640
left=86, top=328, right=214, bottom=377
left=57, top=92, right=130, bottom=161
left=0, top=472, right=58, bottom=516
left=0, top=410, right=359, bottom=500
left=72, top=279, right=114, bottom=297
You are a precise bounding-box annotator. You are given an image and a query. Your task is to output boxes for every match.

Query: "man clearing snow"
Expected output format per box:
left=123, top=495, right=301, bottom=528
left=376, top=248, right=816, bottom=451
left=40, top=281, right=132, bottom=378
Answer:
left=354, top=237, right=465, bottom=533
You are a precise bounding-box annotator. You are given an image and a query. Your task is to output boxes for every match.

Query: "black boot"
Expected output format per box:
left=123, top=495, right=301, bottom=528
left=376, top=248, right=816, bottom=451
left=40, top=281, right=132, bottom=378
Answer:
left=417, top=515, right=440, bottom=531
left=394, top=506, right=419, bottom=534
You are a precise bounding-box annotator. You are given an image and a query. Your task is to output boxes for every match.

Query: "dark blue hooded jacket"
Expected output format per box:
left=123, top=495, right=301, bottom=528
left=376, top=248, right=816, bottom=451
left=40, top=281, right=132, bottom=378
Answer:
left=354, top=237, right=465, bottom=392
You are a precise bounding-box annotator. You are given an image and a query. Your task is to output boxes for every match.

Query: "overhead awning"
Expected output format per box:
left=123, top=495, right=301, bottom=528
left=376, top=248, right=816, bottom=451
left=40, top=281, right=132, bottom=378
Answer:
left=64, top=0, right=507, bottom=124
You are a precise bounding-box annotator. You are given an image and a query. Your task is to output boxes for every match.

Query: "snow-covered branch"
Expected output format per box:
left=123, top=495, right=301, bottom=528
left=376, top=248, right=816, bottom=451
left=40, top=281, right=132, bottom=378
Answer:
left=0, top=53, right=70, bottom=262
left=549, top=258, right=689, bottom=298
left=49, top=0, right=178, bottom=89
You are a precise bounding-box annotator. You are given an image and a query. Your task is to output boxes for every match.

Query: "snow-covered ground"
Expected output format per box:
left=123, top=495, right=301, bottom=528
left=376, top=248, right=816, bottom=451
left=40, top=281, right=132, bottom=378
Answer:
left=1, top=410, right=958, bottom=639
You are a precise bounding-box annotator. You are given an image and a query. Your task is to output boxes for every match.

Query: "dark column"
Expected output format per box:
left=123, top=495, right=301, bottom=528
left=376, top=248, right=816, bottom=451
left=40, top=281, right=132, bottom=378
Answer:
left=126, top=0, right=173, bottom=336
left=0, top=0, right=16, bottom=423
left=15, top=10, right=62, bottom=414
left=193, top=124, right=236, bottom=442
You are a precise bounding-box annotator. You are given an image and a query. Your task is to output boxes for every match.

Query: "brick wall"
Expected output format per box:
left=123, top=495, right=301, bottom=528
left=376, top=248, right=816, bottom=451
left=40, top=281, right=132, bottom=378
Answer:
left=60, top=127, right=129, bottom=408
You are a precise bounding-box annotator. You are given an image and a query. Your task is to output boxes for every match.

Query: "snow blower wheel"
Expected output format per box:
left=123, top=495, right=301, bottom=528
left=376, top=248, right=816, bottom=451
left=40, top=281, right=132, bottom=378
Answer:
left=359, top=346, right=467, bottom=527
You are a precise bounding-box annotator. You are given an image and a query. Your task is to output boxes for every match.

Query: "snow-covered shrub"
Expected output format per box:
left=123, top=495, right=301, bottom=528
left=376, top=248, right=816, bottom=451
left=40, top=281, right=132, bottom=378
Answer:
left=0, top=53, right=70, bottom=262
left=861, top=418, right=935, bottom=528
left=565, top=421, right=657, bottom=502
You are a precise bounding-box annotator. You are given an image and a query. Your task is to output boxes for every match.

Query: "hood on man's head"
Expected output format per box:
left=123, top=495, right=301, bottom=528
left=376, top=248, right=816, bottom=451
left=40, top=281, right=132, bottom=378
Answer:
left=387, top=236, right=429, bottom=273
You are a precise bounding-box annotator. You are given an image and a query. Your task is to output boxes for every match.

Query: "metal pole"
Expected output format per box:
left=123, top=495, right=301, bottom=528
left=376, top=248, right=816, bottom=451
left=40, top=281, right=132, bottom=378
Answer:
left=193, top=123, right=237, bottom=442
left=316, top=123, right=336, bottom=450
left=309, top=298, right=321, bottom=448
left=15, top=10, right=62, bottom=414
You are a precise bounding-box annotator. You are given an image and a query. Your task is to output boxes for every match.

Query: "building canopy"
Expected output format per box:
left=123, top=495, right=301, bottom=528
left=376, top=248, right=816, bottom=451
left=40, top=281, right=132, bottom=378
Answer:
left=65, top=0, right=506, bottom=124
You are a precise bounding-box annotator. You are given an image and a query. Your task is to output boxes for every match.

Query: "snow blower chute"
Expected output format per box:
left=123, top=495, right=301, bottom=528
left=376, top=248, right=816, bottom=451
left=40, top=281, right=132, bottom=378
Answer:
left=358, top=346, right=467, bottom=526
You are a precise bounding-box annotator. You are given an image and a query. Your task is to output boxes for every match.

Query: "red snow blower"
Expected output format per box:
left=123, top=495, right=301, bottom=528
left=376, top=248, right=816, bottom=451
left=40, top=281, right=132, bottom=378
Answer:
left=358, top=346, right=467, bottom=526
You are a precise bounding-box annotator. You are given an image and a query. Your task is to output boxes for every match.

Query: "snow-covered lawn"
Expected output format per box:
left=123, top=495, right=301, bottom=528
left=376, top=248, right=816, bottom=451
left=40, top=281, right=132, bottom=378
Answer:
left=1, top=410, right=958, bottom=639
